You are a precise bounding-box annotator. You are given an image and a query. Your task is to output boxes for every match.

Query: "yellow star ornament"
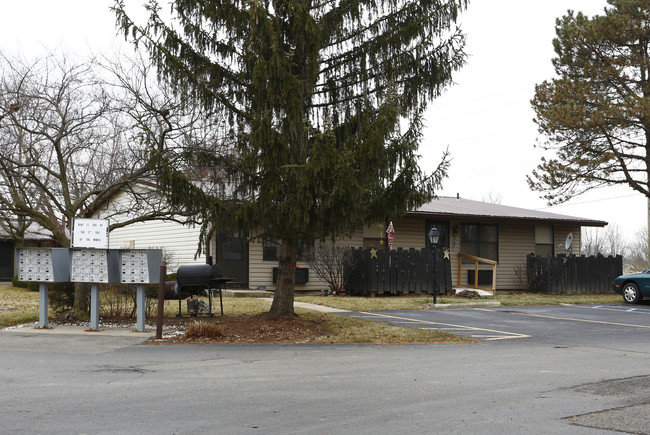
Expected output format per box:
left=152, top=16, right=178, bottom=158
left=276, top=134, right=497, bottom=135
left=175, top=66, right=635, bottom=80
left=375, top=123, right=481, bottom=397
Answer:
left=370, top=248, right=378, bottom=259
left=443, top=249, right=450, bottom=260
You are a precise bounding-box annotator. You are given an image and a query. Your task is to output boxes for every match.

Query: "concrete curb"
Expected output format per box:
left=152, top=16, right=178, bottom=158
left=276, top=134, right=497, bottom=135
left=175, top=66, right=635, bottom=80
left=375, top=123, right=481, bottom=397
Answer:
left=260, top=298, right=350, bottom=313
left=223, top=289, right=274, bottom=298
left=427, top=301, right=502, bottom=310
left=2, top=323, right=160, bottom=337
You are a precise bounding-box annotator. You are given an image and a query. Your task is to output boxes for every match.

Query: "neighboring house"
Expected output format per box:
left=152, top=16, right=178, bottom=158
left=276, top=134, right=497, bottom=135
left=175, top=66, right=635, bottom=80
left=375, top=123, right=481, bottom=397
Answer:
left=0, top=222, right=54, bottom=281
left=0, top=182, right=207, bottom=280
left=102, top=218, right=204, bottom=273
left=94, top=184, right=205, bottom=273
left=207, top=196, right=607, bottom=292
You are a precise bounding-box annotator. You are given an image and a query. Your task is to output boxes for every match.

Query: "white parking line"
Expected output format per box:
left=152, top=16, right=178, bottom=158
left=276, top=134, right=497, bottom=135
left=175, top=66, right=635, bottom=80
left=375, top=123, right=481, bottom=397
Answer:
left=357, top=311, right=530, bottom=340
left=507, top=310, right=650, bottom=329
left=561, top=304, right=650, bottom=315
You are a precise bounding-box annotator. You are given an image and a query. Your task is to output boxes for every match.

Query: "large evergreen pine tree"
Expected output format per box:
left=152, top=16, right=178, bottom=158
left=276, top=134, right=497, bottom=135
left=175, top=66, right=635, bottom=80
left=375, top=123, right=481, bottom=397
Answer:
left=530, top=0, right=650, bottom=204
left=114, top=0, right=468, bottom=316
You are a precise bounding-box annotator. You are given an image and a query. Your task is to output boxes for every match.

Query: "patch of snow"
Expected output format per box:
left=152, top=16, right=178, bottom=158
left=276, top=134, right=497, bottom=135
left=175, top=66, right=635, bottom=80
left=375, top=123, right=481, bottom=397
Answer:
left=453, top=287, right=494, bottom=297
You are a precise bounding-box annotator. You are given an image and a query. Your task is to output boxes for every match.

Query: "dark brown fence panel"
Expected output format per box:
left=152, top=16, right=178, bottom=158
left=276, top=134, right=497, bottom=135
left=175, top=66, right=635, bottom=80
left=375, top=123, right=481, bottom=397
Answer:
left=526, top=254, right=622, bottom=294
left=347, top=247, right=452, bottom=296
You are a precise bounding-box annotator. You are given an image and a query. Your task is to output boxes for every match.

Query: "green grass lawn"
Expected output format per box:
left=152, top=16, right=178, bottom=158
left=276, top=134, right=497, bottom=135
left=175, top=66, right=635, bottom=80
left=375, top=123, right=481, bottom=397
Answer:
left=1, top=284, right=623, bottom=343
left=0, top=285, right=41, bottom=327
left=296, top=292, right=623, bottom=311
left=0, top=284, right=274, bottom=327
left=0, top=284, right=472, bottom=343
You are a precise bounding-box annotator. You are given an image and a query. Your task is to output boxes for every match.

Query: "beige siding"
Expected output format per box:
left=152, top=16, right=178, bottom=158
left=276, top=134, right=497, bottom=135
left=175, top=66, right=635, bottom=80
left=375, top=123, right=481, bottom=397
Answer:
left=454, top=223, right=582, bottom=291
left=448, top=220, right=462, bottom=288
left=346, top=227, right=365, bottom=247
left=389, top=218, right=426, bottom=250
left=213, top=219, right=585, bottom=293
left=555, top=225, right=581, bottom=254
left=494, top=224, right=534, bottom=290
left=248, top=240, right=329, bottom=292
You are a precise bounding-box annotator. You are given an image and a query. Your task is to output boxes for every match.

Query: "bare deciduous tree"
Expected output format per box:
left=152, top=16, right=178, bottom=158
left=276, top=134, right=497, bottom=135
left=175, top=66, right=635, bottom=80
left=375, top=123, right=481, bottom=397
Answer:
left=580, top=227, right=607, bottom=256
left=626, top=226, right=648, bottom=272
left=605, top=223, right=626, bottom=257
left=0, top=53, right=229, bottom=317
left=581, top=224, right=627, bottom=258
left=482, top=191, right=503, bottom=205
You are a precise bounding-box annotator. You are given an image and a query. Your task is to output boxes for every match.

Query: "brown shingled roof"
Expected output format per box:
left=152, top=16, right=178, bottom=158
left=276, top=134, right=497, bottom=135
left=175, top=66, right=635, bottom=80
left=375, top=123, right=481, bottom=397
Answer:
left=408, top=196, right=607, bottom=227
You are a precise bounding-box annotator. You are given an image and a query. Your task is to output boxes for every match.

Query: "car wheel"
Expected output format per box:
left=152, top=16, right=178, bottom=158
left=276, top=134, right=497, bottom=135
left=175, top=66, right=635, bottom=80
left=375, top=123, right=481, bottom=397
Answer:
left=622, top=282, right=642, bottom=304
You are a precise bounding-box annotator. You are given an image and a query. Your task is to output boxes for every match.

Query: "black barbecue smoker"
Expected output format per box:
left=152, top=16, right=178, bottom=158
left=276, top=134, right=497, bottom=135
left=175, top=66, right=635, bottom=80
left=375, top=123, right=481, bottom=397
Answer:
left=173, top=264, right=232, bottom=316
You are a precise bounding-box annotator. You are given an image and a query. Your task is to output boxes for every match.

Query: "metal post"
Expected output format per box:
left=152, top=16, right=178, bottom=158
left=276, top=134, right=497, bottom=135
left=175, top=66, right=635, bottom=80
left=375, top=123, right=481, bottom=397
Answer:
left=90, top=284, right=100, bottom=330
left=38, top=283, right=48, bottom=328
left=219, top=285, right=224, bottom=316
left=136, top=284, right=146, bottom=332
left=156, top=265, right=166, bottom=340
left=177, top=290, right=182, bottom=317
left=433, top=247, right=438, bottom=305
left=428, top=227, right=441, bottom=305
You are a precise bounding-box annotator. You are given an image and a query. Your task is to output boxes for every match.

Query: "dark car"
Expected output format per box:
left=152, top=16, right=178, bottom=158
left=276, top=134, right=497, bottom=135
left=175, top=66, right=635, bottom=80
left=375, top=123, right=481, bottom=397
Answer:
left=612, top=271, right=650, bottom=304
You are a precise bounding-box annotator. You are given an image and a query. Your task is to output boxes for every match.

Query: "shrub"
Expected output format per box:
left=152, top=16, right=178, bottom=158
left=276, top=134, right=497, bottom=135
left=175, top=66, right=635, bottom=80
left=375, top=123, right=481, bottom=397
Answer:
left=100, top=283, right=160, bottom=319
left=11, top=275, right=37, bottom=290
left=514, top=261, right=546, bottom=293
left=48, top=282, right=78, bottom=313
left=183, top=321, right=224, bottom=340
left=305, top=242, right=354, bottom=293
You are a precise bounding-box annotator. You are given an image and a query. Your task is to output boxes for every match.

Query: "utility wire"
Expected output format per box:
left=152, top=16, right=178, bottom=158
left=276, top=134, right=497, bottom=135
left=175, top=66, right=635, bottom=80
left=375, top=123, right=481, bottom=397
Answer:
left=537, top=194, right=642, bottom=210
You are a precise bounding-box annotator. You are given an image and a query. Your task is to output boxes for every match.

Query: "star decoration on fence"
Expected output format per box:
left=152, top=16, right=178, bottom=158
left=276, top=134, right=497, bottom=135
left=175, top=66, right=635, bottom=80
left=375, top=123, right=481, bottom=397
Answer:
left=444, top=249, right=450, bottom=260
left=370, top=248, right=378, bottom=259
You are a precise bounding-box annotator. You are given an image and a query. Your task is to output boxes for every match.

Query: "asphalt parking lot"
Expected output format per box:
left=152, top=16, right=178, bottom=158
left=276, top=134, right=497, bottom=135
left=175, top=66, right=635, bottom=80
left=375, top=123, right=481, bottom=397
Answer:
left=2, top=303, right=649, bottom=434
left=345, top=303, right=650, bottom=350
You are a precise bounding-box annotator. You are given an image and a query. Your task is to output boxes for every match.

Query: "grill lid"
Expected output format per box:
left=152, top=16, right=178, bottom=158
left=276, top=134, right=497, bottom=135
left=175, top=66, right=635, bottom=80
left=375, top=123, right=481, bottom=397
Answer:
left=176, top=264, right=223, bottom=287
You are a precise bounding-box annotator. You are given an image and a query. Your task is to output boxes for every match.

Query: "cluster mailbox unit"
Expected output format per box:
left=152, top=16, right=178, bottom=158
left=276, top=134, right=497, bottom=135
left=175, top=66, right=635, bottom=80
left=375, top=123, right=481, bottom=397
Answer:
left=17, top=248, right=71, bottom=283
left=15, top=219, right=162, bottom=332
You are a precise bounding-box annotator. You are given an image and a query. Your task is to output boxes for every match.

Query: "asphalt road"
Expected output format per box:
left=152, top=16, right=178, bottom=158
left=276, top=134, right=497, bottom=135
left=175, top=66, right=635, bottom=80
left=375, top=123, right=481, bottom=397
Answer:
left=1, top=304, right=649, bottom=434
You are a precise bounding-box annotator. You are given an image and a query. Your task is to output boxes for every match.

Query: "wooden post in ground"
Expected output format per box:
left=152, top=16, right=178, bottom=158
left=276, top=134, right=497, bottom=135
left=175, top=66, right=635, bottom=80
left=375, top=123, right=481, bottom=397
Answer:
left=156, top=265, right=166, bottom=339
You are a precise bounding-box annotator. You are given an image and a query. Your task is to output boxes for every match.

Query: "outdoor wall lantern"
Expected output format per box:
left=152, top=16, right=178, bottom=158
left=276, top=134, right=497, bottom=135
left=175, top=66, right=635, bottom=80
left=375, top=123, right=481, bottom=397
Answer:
left=428, top=227, right=440, bottom=304
left=428, top=227, right=440, bottom=246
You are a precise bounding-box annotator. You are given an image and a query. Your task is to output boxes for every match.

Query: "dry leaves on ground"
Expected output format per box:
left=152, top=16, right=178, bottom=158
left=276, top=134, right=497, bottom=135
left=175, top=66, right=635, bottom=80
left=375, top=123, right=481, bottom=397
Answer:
left=154, top=313, right=331, bottom=344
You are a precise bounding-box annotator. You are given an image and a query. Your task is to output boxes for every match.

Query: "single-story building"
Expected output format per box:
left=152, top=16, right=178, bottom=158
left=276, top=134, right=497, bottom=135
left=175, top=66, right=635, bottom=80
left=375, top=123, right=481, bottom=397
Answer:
left=0, top=222, right=55, bottom=281
left=207, top=196, right=607, bottom=292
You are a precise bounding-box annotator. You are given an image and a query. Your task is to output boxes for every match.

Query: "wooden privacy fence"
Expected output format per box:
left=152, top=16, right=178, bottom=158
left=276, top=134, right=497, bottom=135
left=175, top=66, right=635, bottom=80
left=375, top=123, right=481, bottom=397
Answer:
left=346, top=247, right=452, bottom=296
left=526, top=254, right=623, bottom=294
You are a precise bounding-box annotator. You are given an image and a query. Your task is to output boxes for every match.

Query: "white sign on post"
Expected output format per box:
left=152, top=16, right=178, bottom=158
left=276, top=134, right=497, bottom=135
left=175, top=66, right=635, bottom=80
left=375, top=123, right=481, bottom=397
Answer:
left=72, top=218, right=109, bottom=249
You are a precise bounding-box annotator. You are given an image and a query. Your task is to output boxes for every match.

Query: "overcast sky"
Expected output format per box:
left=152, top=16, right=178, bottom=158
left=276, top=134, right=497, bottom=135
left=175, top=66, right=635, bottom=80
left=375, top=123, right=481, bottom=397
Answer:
left=420, top=0, right=646, bottom=242
left=1, top=0, right=645, bottom=240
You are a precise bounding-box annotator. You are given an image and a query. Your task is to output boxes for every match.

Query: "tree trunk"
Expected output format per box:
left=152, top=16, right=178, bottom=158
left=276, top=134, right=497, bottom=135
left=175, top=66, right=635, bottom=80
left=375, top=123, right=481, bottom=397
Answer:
left=71, top=283, right=90, bottom=321
left=269, top=239, right=296, bottom=317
